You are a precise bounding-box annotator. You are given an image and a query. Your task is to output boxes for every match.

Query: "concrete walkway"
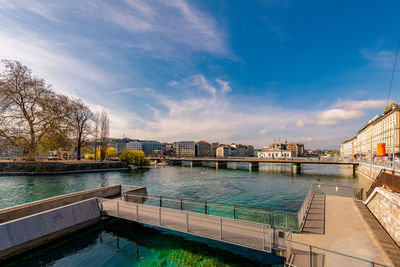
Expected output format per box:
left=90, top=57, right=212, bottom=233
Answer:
left=293, top=195, right=394, bottom=266
left=355, top=201, right=400, bottom=266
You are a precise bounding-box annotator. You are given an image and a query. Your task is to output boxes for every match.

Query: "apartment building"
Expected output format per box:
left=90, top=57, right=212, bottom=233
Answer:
left=174, top=141, right=196, bottom=157
left=340, top=104, right=400, bottom=158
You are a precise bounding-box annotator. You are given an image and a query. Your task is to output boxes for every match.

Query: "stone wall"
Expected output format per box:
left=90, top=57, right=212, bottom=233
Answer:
left=366, top=187, right=400, bottom=246
left=0, top=198, right=101, bottom=260
left=0, top=185, right=121, bottom=223
left=0, top=160, right=127, bottom=174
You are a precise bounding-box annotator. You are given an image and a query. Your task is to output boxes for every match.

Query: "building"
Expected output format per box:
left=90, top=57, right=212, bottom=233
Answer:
left=108, top=137, right=132, bottom=154
left=195, top=141, right=212, bottom=157
left=211, top=142, right=219, bottom=157
left=286, top=143, right=305, bottom=157
left=174, top=141, right=196, bottom=157
left=127, top=140, right=142, bottom=152
left=126, top=140, right=161, bottom=156
left=230, top=144, right=254, bottom=157
left=140, top=141, right=162, bottom=156
left=258, top=149, right=293, bottom=158
left=340, top=103, right=400, bottom=158
left=216, top=145, right=231, bottom=158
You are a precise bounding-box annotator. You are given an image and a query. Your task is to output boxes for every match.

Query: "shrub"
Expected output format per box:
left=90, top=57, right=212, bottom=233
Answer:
left=119, top=147, right=151, bottom=166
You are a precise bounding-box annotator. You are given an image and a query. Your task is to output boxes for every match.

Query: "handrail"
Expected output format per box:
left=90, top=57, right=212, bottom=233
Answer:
left=285, top=238, right=390, bottom=267
left=97, top=197, right=274, bottom=253
left=366, top=168, right=400, bottom=198
left=122, top=191, right=297, bottom=230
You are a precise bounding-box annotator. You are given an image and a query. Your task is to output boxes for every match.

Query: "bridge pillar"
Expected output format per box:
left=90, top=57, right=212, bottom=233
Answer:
left=248, top=162, right=259, bottom=172
left=189, top=161, right=203, bottom=167
left=170, top=160, right=183, bottom=165
left=353, top=164, right=357, bottom=176
left=292, top=163, right=301, bottom=174
left=216, top=161, right=227, bottom=169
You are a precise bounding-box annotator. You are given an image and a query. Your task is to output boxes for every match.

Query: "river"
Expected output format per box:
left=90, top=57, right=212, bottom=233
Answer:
left=1, top=163, right=367, bottom=266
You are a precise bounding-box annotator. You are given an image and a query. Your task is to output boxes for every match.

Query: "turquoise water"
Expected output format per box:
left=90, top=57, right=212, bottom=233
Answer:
left=1, top=164, right=366, bottom=266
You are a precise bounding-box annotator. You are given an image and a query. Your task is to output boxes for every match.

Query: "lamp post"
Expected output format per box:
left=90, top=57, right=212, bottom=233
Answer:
left=393, top=120, right=396, bottom=171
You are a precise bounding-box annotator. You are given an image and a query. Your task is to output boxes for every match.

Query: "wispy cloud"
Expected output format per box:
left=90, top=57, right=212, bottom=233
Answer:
left=316, top=109, right=365, bottom=125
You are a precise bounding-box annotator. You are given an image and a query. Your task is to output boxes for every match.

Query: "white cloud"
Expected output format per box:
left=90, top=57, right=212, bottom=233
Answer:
left=216, top=78, right=231, bottom=94
left=259, top=128, right=269, bottom=135
left=360, top=48, right=395, bottom=69
left=296, top=120, right=306, bottom=127
left=317, top=109, right=365, bottom=125
left=335, top=99, right=387, bottom=110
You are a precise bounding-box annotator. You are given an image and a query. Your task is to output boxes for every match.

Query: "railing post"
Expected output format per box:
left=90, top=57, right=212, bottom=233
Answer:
left=309, top=245, right=313, bottom=267
left=159, top=207, right=161, bottom=226
left=180, top=199, right=183, bottom=210
left=219, top=218, right=223, bottom=240
left=205, top=201, right=207, bottom=214
left=392, top=171, right=395, bottom=192
left=286, top=212, right=288, bottom=228
left=160, top=196, right=162, bottom=207
left=233, top=205, right=236, bottom=219
left=262, top=225, right=265, bottom=250
left=117, top=201, right=119, bottom=216
left=136, top=203, right=139, bottom=221
left=186, top=212, right=189, bottom=232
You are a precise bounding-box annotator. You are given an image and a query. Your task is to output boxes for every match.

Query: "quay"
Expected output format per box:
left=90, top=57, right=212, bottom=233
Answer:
left=151, top=157, right=359, bottom=174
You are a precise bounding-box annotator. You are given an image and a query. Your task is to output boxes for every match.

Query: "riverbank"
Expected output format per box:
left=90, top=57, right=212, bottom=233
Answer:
left=0, top=160, right=128, bottom=175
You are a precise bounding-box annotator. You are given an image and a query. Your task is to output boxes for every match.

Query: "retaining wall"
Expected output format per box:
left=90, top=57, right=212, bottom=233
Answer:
left=365, top=187, right=400, bottom=247
left=0, top=185, right=121, bottom=223
left=0, top=198, right=101, bottom=261
left=0, top=160, right=127, bottom=174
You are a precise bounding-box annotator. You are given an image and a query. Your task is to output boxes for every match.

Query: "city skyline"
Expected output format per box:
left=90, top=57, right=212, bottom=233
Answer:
left=1, top=1, right=400, bottom=149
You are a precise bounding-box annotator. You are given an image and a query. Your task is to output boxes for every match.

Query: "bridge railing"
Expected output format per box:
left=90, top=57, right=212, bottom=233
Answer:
left=285, top=238, right=390, bottom=267
left=97, top=197, right=274, bottom=253
left=121, top=192, right=299, bottom=230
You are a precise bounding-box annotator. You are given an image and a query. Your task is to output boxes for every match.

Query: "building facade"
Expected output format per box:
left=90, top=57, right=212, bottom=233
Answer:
left=340, top=104, right=400, bottom=158
left=286, top=143, right=305, bottom=157
left=216, top=145, right=231, bottom=158
left=231, top=144, right=254, bottom=157
left=258, top=149, right=293, bottom=158
left=195, top=141, right=212, bottom=157
left=211, top=142, right=219, bottom=157
left=174, top=141, right=196, bottom=157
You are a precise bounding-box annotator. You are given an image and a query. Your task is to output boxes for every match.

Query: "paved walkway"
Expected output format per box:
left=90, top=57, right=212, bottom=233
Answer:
left=355, top=201, right=400, bottom=266
left=293, top=195, right=394, bottom=266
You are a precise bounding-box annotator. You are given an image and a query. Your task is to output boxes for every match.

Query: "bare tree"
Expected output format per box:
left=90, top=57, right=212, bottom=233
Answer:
left=69, top=99, right=93, bottom=160
left=92, top=111, right=100, bottom=160
left=99, top=109, right=109, bottom=161
left=0, top=60, right=62, bottom=160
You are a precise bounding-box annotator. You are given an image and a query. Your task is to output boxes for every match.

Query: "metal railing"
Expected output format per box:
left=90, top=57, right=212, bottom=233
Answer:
left=121, top=192, right=298, bottom=230
left=285, top=238, right=390, bottom=267
left=297, top=186, right=314, bottom=231
left=97, top=197, right=274, bottom=253
left=366, top=169, right=400, bottom=198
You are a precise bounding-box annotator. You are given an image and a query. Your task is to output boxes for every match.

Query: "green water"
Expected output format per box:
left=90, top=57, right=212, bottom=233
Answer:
left=1, top=164, right=365, bottom=266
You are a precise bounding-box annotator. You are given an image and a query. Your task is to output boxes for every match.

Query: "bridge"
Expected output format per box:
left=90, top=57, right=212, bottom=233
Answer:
left=150, top=157, right=358, bottom=174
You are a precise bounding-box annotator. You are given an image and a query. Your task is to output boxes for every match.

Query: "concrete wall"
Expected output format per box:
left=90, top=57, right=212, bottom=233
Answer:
left=0, top=198, right=101, bottom=260
left=122, top=186, right=148, bottom=203
left=365, top=187, right=400, bottom=246
left=357, top=162, right=387, bottom=182
left=0, top=161, right=127, bottom=174
left=0, top=185, right=121, bottom=223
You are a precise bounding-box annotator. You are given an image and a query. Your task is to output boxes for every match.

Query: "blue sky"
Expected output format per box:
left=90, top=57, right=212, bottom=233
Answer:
left=1, top=0, right=399, bottom=149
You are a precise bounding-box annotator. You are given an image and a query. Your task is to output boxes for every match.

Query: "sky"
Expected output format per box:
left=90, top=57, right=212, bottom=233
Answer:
left=0, top=0, right=400, bottom=149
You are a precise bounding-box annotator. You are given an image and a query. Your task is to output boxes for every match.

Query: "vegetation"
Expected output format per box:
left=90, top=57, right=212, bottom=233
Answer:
left=119, top=147, right=151, bottom=166
left=0, top=60, right=109, bottom=160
